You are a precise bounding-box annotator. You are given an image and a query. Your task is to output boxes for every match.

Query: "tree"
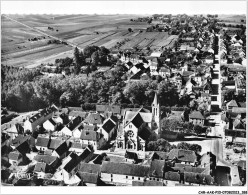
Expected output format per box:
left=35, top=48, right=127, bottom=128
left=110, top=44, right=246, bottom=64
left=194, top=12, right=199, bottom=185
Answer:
left=189, top=144, right=202, bottom=154
left=128, top=28, right=132, bottom=32
left=91, top=51, right=100, bottom=66
left=161, top=118, right=180, bottom=131
left=177, top=142, right=191, bottom=150
left=194, top=125, right=203, bottom=135
left=74, top=47, right=81, bottom=74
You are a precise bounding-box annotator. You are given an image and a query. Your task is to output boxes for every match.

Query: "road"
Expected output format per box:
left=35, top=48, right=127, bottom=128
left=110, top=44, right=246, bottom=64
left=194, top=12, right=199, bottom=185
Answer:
left=2, top=15, right=84, bottom=51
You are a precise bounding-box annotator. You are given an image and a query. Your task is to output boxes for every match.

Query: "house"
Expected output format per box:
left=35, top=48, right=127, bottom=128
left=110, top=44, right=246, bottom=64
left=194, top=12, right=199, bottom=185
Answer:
left=52, top=152, right=82, bottom=185
left=77, top=172, right=101, bottom=186
left=69, top=141, right=88, bottom=155
left=4, top=123, right=24, bottom=139
left=149, top=160, right=165, bottom=181
left=150, top=52, right=162, bottom=57
left=101, top=161, right=150, bottom=186
left=43, top=118, right=57, bottom=132
left=48, top=138, right=64, bottom=151
left=52, top=141, right=68, bottom=159
left=34, top=154, right=60, bottom=170
left=83, top=113, right=104, bottom=129
left=60, top=116, right=82, bottom=137
left=77, top=163, right=102, bottom=186
left=233, top=119, right=245, bottom=130
left=15, top=139, right=31, bottom=155
left=168, top=149, right=197, bottom=165
left=189, top=111, right=205, bottom=125
left=98, top=115, right=118, bottom=141
left=34, top=162, right=50, bottom=178
left=36, top=136, right=50, bottom=152
left=8, top=151, right=23, bottom=166
left=68, top=111, right=88, bottom=121
left=80, top=130, right=100, bottom=151
left=96, top=105, right=121, bottom=116
left=226, top=100, right=238, bottom=111
left=159, top=67, right=170, bottom=78
left=24, top=105, right=57, bottom=131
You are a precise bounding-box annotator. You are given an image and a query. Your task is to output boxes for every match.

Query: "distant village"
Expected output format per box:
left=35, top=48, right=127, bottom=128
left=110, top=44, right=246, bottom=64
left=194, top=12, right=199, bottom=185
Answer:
left=1, top=13, right=246, bottom=187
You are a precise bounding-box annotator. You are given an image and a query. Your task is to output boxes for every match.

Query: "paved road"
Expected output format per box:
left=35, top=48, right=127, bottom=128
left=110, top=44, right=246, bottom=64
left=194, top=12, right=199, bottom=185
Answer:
left=2, top=15, right=84, bottom=51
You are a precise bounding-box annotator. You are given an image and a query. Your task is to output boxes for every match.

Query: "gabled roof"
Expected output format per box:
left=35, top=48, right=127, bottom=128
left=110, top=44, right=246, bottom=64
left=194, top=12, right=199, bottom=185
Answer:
left=189, top=111, right=205, bottom=120
left=232, top=107, right=246, bottom=114
left=84, top=113, right=104, bottom=125
left=66, top=116, right=82, bottom=131
left=233, top=119, right=245, bottom=129
left=36, top=137, right=50, bottom=148
left=63, top=152, right=80, bottom=173
left=138, top=126, right=151, bottom=141
left=48, top=118, right=56, bottom=126
left=80, top=130, right=98, bottom=141
left=34, top=162, right=47, bottom=172
left=34, top=155, right=58, bottom=165
left=172, top=163, right=205, bottom=173
left=77, top=172, right=99, bottom=184
left=149, top=160, right=165, bottom=178
left=8, top=152, right=22, bottom=161
left=238, top=102, right=246, bottom=108
left=16, top=140, right=30, bottom=155
left=79, top=163, right=101, bottom=174
left=102, top=119, right=116, bottom=133
left=70, top=142, right=88, bottom=150
left=54, top=141, right=68, bottom=156
left=168, top=149, right=197, bottom=163
left=82, top=125, right=96, bottom=131
left=11, top=135, right=30, bottom=147
left=49, top=138, right=63, bottom=150
left=184, top=172, right=212, bottom=185
left=101, top=162, right=150, bottom=177
left=227, top=100, right=238, bottom=107
left=164, top=171, right=180, bottom=181
left=69, top=111, right=88, bottom=119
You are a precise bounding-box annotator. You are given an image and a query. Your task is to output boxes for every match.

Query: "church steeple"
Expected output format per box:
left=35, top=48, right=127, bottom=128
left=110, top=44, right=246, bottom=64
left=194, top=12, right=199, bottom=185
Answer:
left=152, top=92, right=161, bottom=134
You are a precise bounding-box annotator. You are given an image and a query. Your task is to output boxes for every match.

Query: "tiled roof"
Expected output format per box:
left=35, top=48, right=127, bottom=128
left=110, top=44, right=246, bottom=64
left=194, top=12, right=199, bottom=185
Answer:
left=80, top=130, right=98, bottom=141
left=238, top=102, right=246, bottom=108
left=36, top=137, right=50, bottom=148
left=34, top=155, right=58, bottom=165
left=101, top=162, right=150, bottom=177
left=96, top=105, right=121, bottom=114
left=29, top=107, right=54, bottom=123
left=8, top=152, right=22, bottom=161
left=77, top=172, right=99, bottom=184
left=54, top=141, right=68, bottom=156
left=138, top=126, right=151, bottom=141
left=149, top=160, right=165, bottom=178
left=66, top=116, right=82, bottom=131
left=102, top=119, right=116, bottom=133
left=84, top=113, right=104, bottom=125
left=79, top=163, right=101, bottom=174
left=49, top=138, right=63, bottom=150
left=69, top=111, right=88, bottom=119
left=132, top=180, right=163, bottom=186
left=164, top=171, right=180, bottom=181
left=184, top=172, right=212, bottom=185
left=63, top=152, right=80, bottom=173
left=189, top=111, right=205, bottom=120
left=232, top=107, right=246, bottom=114
left=34, top=162, right=47, bottom=172
left=168, top=149, right=197, bottom=163
left=16, top=140, right=30, bottom=155
left=70, top=142, right=88, bottom=150
left=172, top=163, right=205, bottom=173
left=227, top=100, right=238, bottom=107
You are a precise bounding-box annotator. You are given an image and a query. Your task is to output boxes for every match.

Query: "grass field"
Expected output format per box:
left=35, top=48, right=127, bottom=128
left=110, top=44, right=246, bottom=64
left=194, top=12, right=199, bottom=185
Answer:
left=1, top=14, right=179, bottom=68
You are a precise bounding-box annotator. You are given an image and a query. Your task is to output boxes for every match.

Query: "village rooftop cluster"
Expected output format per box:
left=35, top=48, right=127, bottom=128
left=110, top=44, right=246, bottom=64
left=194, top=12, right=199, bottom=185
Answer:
left=1, top=13, right=246, bottom=187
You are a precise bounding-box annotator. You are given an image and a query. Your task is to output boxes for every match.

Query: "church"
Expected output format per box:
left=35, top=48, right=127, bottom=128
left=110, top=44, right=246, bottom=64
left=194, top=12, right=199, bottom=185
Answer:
left=116, top=93, right=161, bottom=152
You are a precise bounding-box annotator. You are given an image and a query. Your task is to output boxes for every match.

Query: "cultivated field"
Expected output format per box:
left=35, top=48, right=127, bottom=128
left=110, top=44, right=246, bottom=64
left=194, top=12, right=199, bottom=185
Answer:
left=2, top=14, right=177, bottom=67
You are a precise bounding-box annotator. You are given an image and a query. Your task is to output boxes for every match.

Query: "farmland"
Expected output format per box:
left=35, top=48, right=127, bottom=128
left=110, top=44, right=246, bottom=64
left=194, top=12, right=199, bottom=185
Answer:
left=1, top=14, right=177, bottom=67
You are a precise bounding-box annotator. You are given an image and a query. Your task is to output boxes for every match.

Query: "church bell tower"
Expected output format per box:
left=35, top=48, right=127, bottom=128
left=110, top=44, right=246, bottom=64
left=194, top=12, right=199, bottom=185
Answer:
left=152, top=92, right=161, bottom=134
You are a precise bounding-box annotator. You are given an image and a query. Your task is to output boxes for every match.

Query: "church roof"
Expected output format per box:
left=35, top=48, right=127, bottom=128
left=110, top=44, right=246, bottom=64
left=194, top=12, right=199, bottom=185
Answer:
left=152, top=93, right=159, bottom=106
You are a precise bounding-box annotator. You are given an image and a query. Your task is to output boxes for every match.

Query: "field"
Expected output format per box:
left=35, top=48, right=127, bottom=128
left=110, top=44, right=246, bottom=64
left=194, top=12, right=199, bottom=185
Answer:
left=1, top=14, right=178, bottom=67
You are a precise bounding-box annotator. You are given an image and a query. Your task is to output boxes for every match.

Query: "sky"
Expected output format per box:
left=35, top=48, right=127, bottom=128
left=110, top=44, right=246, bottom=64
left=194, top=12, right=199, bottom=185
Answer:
left=1, top=1, right=247, bottom=15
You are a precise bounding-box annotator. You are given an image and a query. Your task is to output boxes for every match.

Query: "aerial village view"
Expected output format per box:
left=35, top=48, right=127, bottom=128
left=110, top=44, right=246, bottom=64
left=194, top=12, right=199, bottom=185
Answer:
left=1, top=1, right=247, bottom=192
